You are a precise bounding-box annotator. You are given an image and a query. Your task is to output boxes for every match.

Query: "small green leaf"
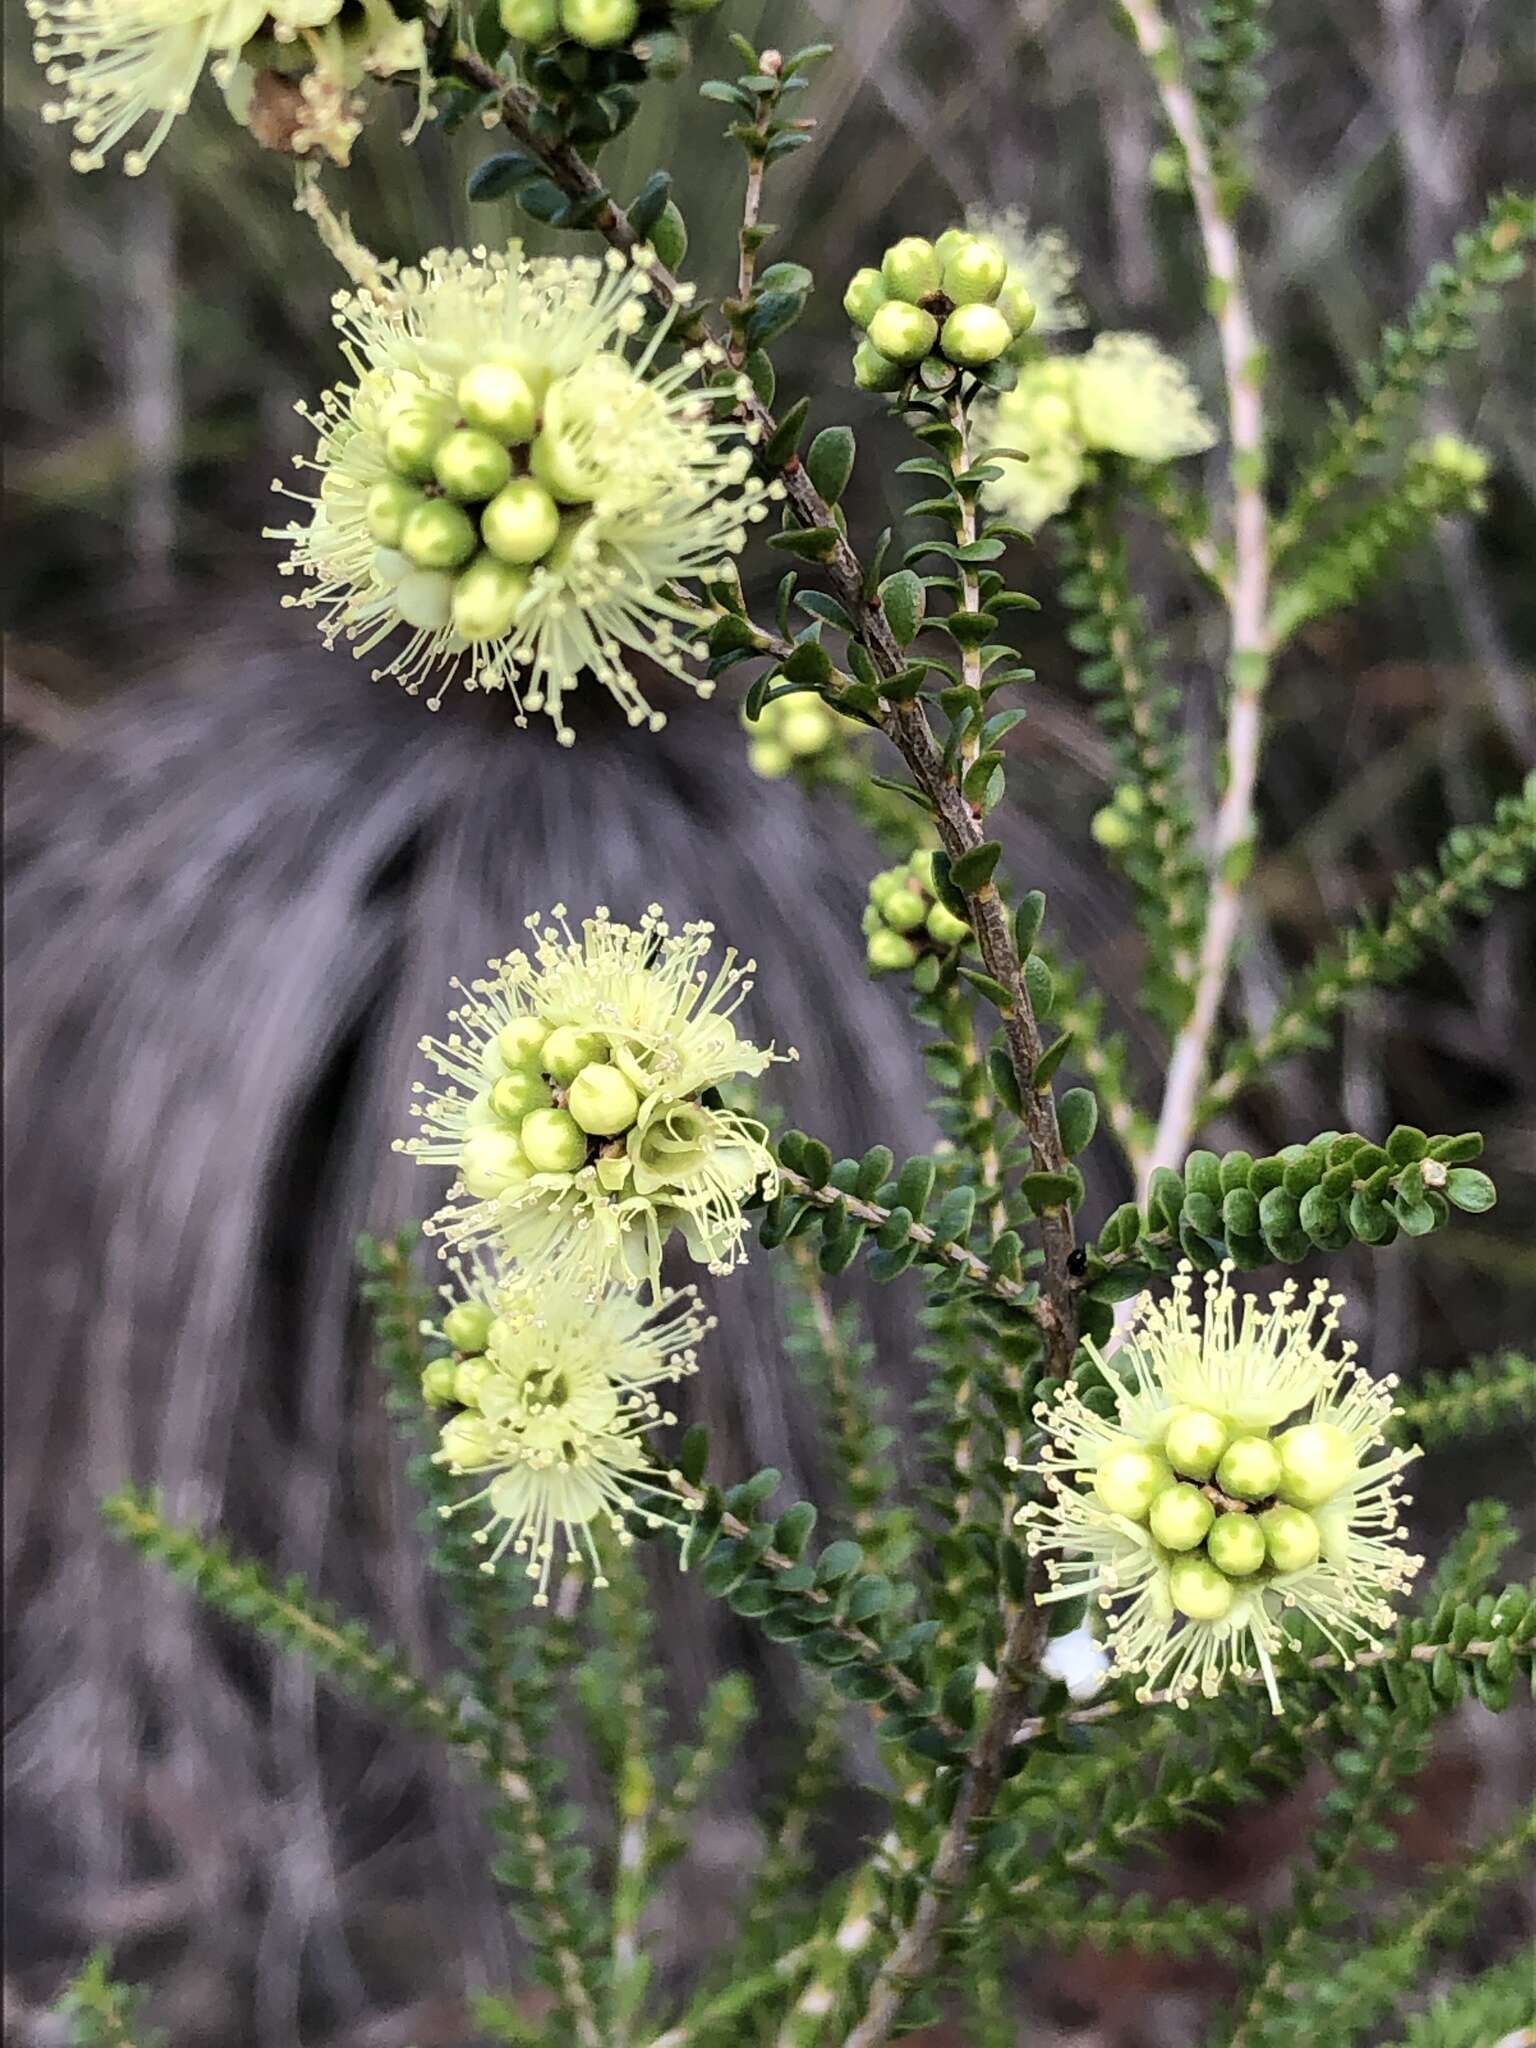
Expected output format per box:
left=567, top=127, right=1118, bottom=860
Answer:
left=1058, top=1087, right=1098, bottom=1157
left=951, top=841, right=1002, bottom=892
left=1444, top=1167, right=1497, bottom=1213
left=806, top=426, right=856, bottom=505
left=879, top=570, right=926, bottom=648
left=1021, top=1171, right=1081, bottom=1211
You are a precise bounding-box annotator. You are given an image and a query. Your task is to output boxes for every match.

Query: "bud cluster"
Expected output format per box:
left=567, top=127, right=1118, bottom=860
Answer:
left=863, top=851, right=971, bottom=976
left=502, top=0, right=720, bottom=101
left=843, top=229, right=1036, bottom=395
left=742, top=691, right=858, bottom=781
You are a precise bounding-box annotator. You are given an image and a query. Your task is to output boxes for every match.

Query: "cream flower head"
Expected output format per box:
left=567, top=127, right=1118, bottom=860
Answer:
left=430, top=1253, right=709, bottom=1605
left=1070, top=332, right=1217, bottom=462
left=965, top=208, right=1087, bottom=338
left=1015, top=1264, right=1423, bottom=1713
left=271, top=243, right=776, bottom=743
left=28, top=0, right=423, bottom=174
left=400, top=905, right=793, bottom=1295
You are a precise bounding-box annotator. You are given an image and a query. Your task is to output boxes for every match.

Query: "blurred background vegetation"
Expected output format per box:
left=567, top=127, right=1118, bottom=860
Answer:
left=4, top=2, right=1534, bottom=2043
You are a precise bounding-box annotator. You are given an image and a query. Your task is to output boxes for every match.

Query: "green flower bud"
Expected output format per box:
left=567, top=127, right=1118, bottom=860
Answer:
left=481, top=478, right=563, bottom=565
left=779, top=701, right=835, bottom=756
left=443, top=1301, right=495, bottom=1353
left=867, top=300, right=939, bottom=368
left=933, top=227, right=973, bottom=266
left=997, top=280, right=1037, bottom=336
left=440, top=1412, right=500, bottom=1468
left=457, top=359, right=540, bottom=442
left=868, top=868, right=904, bottom=907
left=1207, top=1512, right=1266, bottom=1577
left=843, top=267, right=889, bottom=328
left=454, top=1354, right=496, bottom=1408
left=881, top=237, right=943, bottom=302
left=925, top=902, right=970, bottom=947
left=400, top=499, right=479, bottom=572
left=1215, top=1435, right=1283, bottom=1503
left=393, top=570, right=456, bottom=633
left=567, top=1061, right=642, bottom=1137
left=542, top=1024, right=608, bottom=1084
left=497, top=1018, right=551, bottom=1071
left=530, top=427, right=598, bottom=505
left=365, top=478, right=424, bottom=548
left=940, top=304, right=1013, bottom=367
left=1093, top=1442, right=1172, bottom=1520
left=382, top=401, right=454, bottom=482
left=1275, top=1422, right=1358, bottom=1508
left=450, top=556, right=530, bottom=641
left=852, top=340, right=906, bottom=393
left=1163, top=1405, right=1230, bottom=1482
left=882, top=886, right=928, bottom=933
left=500, top=0, right=561, bottom=37
left=860, top=903, right=886, bottom=937
left=520, top=1105, right=589, bottom=1173
left=867, top=929, right=920, bottom=974
left=558, top=0, right=639, bottom=47
left=909, top=849, right=937, bottom=888
left=748, top=739, right=792, bottom=779
left=1149, top=1482, right=1215, bottom=1552
left=1170, top=1553, right=1235, bottom=1621
left=421, top=1357, right=460, bottom=1407
left=458, top=1126, right=531, bottom=1199
left=491, top=1069, right=553, bottom=1122
left=433, top=428, right=514, bottom=504
left=1257, top=1503, right=1322, bottom=1574
left=1091, top=804, right=1136, bottom=851
left=942, top=237, right=1008, bottom=305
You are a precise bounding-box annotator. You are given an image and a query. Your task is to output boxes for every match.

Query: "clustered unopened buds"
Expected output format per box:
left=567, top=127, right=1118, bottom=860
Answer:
left=742, top=691, right=860, bottom=781
left=502, top=0, right=720, bottom=57
left=272, top=244, right=775, bottom=742
left=844, top=228, right=1037, bottom=395
left=1016, top=1263, right=1422, bottom=1711
left=863, top=852, right=971, bottom=980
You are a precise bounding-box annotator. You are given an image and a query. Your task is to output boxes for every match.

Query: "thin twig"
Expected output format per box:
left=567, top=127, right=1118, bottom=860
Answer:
left=1116, top=0, right=1273, bottom=1194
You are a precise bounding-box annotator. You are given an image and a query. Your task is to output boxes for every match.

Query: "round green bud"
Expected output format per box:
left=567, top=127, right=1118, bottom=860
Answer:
left=443, top=1301, right=495, bottom=1354
left=1163, top=1405, right=1230, bottom=1482
left=365, top=477, right=424, bottom=548
left=491, top=1069, right=553, bottom=1122
left=1215, top=1435, right=1284, bottom=1503
left=843, top=267, right=889, bottom=328
left=450, top=555, right=529, bottom=641
left=933, top=226, right=974, bottom=266
left=529, top=428, right=596, bottom=506
left=1093, top=1442, right=1172, bottom=1521
left=748, top=739, right=791, bottom=779
left=909, top=849, right=937, bottom=888
left=567, top=1061, right=641, bottom=1137
left=454, top=1355, right=496, bottom=1408
left=780, top=702, right=835, bottom=757
left=558, top=0, right=638, bottom=47
left=882, top=886, right=928, bottom=933
left=997, top=281, right=1037, bottom=336
left=400, top=499, right=479, bottom=573
left=383, top=402, right=453, bottom=481
left=1149, top=1481, right=1215, bottom=1552
left=881, top=237, right=943, bottom=302
left=542, top=1025, right=608, bottom=1084
left=867, top=929, right=919, bottom=974
left=1149, top=145, right=1186, bottom=193
left=497, top=1018, right=550, bottom=1071
left=371, top=546, right=411, bottom=588
left=868, top=868, right=904, bottom=907
left=1091, top=804, right=1135, bottom=851
left=1275, top=1422, right=1358, bottom=1509
left=457, top=359, right=540, bottom=442
left=867, top=300, right=939, bottom=368
left=1207, top=1512, right=1266, bottom=1577
left=1170, top=1553, right=1235, bottom=1622
left=458, top=1126, right=531, bottom=1199
left=926, top=902, right=970, bottom=947
left=421, top=1358, right=460, bottom=1407
left=1258, top=1503, right=1322, bottom=1574
left=433, top=428, right=514, bottom=504
left=393, top=569, right=455, bottom=633
left=942, top=237, right=1008, bottom=305
left=500, top=0, right=561, bottom=41
left=439, top=1411, right=500, bottom=1468
left=481, top=478, right=562, bottom=565
left=940, top=304, right=1013, bottom=367
left=519, top=1105, right=588, bottom=1173
left=852, top=339, right=907, bottom=393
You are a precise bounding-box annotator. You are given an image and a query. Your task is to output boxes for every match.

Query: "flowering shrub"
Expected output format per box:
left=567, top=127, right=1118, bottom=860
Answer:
left=34, top=5, right=1536, bottom=2043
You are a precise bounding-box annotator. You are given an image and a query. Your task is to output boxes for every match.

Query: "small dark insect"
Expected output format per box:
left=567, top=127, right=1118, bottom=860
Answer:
left=1068, top=1247, right=1089, bottom=1276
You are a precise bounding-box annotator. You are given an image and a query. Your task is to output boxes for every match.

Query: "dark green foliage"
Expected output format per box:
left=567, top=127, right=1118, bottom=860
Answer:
left=1191, top=0, right=1272, bottom=175
left=1392, top=1353, right=1536, bottom=1449
left=1205, top=776, right=1536, bottom=1113
left=1384, top=1951, right=1536, bottom=2048
left=1084, top=1127, right=1493, bottom=1290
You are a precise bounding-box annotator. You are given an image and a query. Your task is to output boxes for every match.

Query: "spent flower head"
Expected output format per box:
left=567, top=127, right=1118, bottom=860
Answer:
left=429, top=1250, right=709, bottom=1604
left=29, top=0, right=424, bottom=174
left=1015, top=1264, right=1423, bottom=1713
left=401, top=904, right=791, bottom=1294
left=271, top=243, right=775, bottom=743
